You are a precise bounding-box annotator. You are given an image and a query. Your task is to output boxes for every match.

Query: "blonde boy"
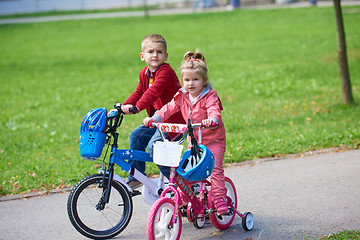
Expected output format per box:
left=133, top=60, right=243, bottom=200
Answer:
left=121, top=34, right=184, bottom=187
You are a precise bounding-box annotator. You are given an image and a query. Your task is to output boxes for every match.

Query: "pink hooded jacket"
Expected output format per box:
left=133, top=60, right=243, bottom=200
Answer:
left=152, top=86, right=226, bottom=146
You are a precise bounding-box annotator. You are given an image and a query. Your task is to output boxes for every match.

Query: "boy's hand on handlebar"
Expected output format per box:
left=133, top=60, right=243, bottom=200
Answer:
left=121, top=104, right=137, bottom=114
left=143, top=117, right=155, bottom=127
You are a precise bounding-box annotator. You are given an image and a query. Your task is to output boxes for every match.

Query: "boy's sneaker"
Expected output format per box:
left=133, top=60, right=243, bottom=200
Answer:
left=213, top=197, right=229, bottom=216
left=126, top=179, right=142, bottom=189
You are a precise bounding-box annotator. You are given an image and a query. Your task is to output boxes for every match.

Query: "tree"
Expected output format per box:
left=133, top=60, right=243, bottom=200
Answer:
left=143, top=0, right=149, bottom=18
left=332, top=0, right=354, bottom=105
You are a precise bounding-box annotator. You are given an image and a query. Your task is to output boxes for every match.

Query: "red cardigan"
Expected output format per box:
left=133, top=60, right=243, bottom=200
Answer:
left=124, top=63, right=185, bottom=125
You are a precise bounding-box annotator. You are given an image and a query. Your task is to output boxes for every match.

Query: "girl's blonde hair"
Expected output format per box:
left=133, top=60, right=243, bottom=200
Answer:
left=180, top=51, right=210, bottom=88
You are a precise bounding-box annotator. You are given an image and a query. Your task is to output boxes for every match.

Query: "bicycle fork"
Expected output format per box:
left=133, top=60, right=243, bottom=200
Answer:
left=95, top=163, right=115, bottom=211
left=98, top=134, right=119, bottom=209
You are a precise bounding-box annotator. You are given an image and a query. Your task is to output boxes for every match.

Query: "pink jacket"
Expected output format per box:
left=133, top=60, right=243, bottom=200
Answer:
left=153, top=86, right=226, bottom=146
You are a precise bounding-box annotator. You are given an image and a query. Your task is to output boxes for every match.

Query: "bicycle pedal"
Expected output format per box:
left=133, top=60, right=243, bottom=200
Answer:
left=228, top=208, right=235, bottom=215
left=130, top=190, right=141, bottom=197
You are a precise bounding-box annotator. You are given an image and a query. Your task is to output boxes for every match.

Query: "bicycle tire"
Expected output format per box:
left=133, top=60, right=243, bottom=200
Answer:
left=208, top=177, right=237, bottom=230
left=147, top=197, right=182, bottom=240
left=67, top=174, right=133, bottom=239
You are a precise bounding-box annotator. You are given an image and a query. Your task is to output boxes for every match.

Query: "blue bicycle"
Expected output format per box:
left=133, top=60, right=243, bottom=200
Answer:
left=67, top=104, right=170, bottom=239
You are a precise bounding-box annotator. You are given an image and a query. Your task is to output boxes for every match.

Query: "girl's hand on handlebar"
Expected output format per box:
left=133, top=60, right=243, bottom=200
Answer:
left=201, top=119, right=218, bottom=128
left=202, top=118, right=213, bottom=128
left=143, top=117, right=155, bottom=127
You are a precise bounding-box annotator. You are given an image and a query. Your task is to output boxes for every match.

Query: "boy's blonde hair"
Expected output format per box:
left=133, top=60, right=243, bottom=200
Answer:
left=141, top=34, right=167, bottom=52
left=180, top=51, right=210, bottom=88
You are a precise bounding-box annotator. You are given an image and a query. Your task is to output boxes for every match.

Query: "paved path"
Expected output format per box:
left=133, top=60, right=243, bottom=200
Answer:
left=1, top=0, right=360, bottom=24
left=0, top=149, right=359, bottom=239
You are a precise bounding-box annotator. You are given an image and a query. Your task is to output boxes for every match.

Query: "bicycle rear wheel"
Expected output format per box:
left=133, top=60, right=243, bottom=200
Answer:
left=208, top=177, right=237, bottom=230
left=67, top=174, right=133, bottom=239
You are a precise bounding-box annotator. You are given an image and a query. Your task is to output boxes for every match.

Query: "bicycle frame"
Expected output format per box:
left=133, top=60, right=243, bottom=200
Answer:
left=145, top=121, right=254, bottom=240
left=101, top=106, right=164, bottom=204
left=68, top=104, right=177, bottom=240
left=106, top=148, right=161, bottom=197
left=149, top=121, right=214, bottom=226
left=159, top=167, right=210, bottom=226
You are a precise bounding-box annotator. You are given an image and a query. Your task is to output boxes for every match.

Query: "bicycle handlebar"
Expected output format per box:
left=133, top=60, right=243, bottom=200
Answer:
left=149, top=121, right=218, bottom=130
left=104, top=103, right=141, bottom=138
left=129, top=106, right=138, bottom=114
left=148, top=121, right=218, bottom=144
left=112, top=103, right=138, bottom=115
left=202, top=122, right=218, bottom=128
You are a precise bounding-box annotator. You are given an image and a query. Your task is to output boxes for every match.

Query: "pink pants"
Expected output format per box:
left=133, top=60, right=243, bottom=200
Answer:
left=206, top=140, right=227, bottom=199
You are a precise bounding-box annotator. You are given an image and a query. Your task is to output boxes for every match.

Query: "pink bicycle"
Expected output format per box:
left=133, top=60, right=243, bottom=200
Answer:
left=146, top=121, right=253, bottom=240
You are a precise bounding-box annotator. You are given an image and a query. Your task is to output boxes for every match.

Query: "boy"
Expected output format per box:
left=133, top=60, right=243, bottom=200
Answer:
left=121, top=34, right=185, bottom=188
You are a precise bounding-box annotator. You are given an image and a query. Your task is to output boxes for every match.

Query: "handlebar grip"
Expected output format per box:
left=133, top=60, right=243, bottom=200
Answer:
left=113, top=103, right=124, bottom=114
left=201, top=122, right=218, bottom=128
left=129, top=106, right=138, bottom=114
left=148, top=120, right=156, bottom=128
left=114, top=103, right=122, bottom=110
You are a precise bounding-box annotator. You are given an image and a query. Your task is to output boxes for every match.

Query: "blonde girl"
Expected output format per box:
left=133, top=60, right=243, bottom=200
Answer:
left=143, top=51, right=228, bottom=215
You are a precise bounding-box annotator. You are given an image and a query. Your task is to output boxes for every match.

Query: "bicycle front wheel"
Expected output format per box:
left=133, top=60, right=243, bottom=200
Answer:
left=67, top=174, right=133, bottom=239
left=147, top=198, right=182, bottom=240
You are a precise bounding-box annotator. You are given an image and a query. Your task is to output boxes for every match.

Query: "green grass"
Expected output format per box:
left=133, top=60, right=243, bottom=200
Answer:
left=0, top=6, right=359, bottom=195
left=308, top=230, right=360, bottom=239
left=322, top=230, right=360, bottom=239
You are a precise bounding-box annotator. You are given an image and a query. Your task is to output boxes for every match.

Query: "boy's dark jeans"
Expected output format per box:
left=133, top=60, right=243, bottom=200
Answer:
left=128, top=125, right=171, bottom=181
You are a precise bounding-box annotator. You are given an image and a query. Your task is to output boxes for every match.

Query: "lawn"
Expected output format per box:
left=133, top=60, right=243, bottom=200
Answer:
left=0, top=5, right=359, bottom=196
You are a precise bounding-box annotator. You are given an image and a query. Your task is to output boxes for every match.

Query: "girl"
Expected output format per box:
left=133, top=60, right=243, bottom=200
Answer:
left=143, top=51, right=228, bottom=216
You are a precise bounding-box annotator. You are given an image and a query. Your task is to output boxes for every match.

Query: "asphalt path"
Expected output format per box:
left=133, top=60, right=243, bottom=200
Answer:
left=0, top=149, right=359, bottom=240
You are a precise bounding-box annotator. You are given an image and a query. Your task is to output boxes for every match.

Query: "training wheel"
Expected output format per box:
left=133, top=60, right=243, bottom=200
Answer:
left=193, top=214, right=206, bottom=229
left=242, top=212, right=253, bottom=231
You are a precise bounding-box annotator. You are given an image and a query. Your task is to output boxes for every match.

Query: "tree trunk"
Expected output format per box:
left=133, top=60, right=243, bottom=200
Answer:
left=144, top=0, right=149, bottom=18
left=332, top=0, right=354, bottom=104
